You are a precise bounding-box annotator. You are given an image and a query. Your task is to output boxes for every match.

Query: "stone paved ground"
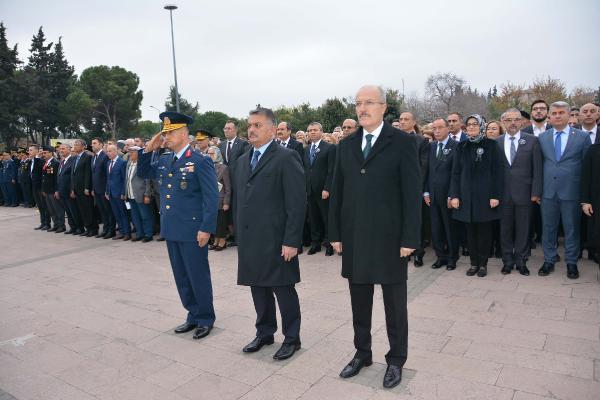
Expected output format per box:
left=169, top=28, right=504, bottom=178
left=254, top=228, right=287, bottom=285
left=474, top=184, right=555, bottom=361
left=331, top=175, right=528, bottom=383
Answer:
left=1, top=207, right=599, bottom=400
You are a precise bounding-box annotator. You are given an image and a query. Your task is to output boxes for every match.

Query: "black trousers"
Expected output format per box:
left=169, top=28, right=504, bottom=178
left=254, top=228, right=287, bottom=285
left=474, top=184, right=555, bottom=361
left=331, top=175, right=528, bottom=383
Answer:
left=500, top=200, right=532, bottom=266
left=20, top=180, right=34, bottom=207
left=430, top=199, right=459, bottom=263
left=45, top=193, right=65, bottom=229
left=94, top=193, right=115, bottom=234
left=465, top=221, right=493, bottom=267
left=349, top=280, right=408, bottom=367
left=308, top=192, right=329, bottom=244
left=60, top=195, right=80, bottom=230
left=531, top=202, right=543, bottom=243
left=75, top=192, right=97, bottom=231
left=33, top=188, right=50, bottom=226
left=251, top=285, right=301, bottom=344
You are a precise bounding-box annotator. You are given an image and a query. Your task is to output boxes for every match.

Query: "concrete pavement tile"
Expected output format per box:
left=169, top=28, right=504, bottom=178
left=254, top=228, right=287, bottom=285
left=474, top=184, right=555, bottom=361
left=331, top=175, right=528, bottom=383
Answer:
left=405, top=371, right=514, bottom=400
left=497, top=365, right=600, bottom=400
left=544, top=334, right=600, bottom=359
left=299, top=376, right=375, bottom=400
left=54, top=358, right=131, bottom=394
left=175, top=371, right=252, bottom=399
left=239, top=374, right=311, bottom=400
left=440, top=337, right=472, bottom=356
left=513, top=392, right=556, bottom=400
left=488, top=300, right=566, bottom=321
left=465, top=342, right=594, bottom=379
left=36, top=322, right=112, bottom=353
left=0, top=336, right=85, bottom=374
left=565, top=304, right=600, bottom=324
left=524, top=293, right=597, bottom=309
left=484, top=289, right=527, bottom=304
left=516, top=283, right=573, bottom=297
left=502, top=315, right=599, bottom=341
left=145, top=362, right=204, bottom=391
left=93, top=376, right=189, bottom=400
left=408, top=316, right=454, bottom=335
left=447, top=321, right=547, bottom=349
left=409, top=303, right=506, bottom=326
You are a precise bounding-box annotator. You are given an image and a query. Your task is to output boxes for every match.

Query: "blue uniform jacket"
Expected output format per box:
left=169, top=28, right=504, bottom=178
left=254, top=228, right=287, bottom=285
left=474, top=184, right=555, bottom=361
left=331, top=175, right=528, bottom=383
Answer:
left=137, top=146, right=218, bottom=242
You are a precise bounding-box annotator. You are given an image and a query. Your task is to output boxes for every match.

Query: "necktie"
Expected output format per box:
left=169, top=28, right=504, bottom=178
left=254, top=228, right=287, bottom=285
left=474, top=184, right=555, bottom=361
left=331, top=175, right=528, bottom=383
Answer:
left=251, top=150, right=260, bottom=171
left=554, top=131, right=563, bottom=161
left=92, top=155, right=97, bottom=168
left=109, top=160, right=114, bottom=174
left=226, top=141, right=232, bottom=163
left=436, top=142, right=444, bottom=160
left=59, top=159, right=65, bottom=174
left=74, top=154, right=81, bottom=170
left=171, top=154, right=178, bottom=167
left=42, top=160, right=49, bottom=172
left=363, top=134, right=374, bottom=158
left=310, top=144, right=317, bottom=165
left=509, top=136, right=517, bottom=165
left=280, top=141, right=286, bottom=147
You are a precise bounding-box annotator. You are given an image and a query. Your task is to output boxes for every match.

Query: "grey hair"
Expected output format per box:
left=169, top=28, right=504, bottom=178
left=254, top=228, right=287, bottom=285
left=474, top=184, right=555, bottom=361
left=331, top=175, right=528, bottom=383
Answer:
left=249, top=107, right=277, bottom=125
left=74, top=139, right=86, bottom=147
left=550, top=101, right=571, bottom=113
left=307, top=122, right=323, bottom=131
left=501, top=108, right=522, bottom=120
left=59, top=142, right=72, bottom=149
left=357, top=85, right=386, bottom=103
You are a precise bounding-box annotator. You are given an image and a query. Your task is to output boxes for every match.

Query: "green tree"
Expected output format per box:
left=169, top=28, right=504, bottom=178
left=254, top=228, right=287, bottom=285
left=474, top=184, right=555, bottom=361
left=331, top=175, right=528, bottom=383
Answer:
left=0, top=22, right=23, bottom=147
left=49, top=37, right=76, bottom=139
left=318, top=97, right=353, bottom=131
left=135, top=120, right=161, bottom=138
left=198, top=111, right=230, bottom=138
left=79, top=65, right=143, bottom=140
left=164, top=86, right=199, bottom=116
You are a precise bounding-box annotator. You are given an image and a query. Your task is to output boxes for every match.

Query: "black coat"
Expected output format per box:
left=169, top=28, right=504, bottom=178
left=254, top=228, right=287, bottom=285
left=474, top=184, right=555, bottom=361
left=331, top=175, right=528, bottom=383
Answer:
left=18, top=159, right=32, bottom=185
left=328, top=123, right=422, bottom=284
left=91, top=150, right=109, bottom=194
left=410, top=133, right=430, bottom=185
left=581, top=144, right=600, bottom=247
left=41, top=158, right=60, bottom=194
left=30, top=157, right=43, bottom=189
left=496, top=133, right=542, bottom=205
left=303, top=140, right=335, bottom=195
left=449, top=138, right=503, bottom=223
left=424, top=138, right=458, bottom=205
left=57, top=156, right=75, bottom=198
left=233, top=141, right=306, bottom=287
left=281, top=137, right=305, bottom=160
left=70, top=152, right=92, bottom=194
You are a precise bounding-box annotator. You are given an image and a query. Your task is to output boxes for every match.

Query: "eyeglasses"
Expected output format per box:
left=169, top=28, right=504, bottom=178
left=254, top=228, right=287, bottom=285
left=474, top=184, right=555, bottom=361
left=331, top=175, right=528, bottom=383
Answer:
left=447, top=119, right=459, bottom=123
left=247, top=122, right=270, bottom=129
left=502, top=118, right=521, bottom=123
left=355, top=100, right=385, bottom=107
left=466, top=122, right=480, bottom=127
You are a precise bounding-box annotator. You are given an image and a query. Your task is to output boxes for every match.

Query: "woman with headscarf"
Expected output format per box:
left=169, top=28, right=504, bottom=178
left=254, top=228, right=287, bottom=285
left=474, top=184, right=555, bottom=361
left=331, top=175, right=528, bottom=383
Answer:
left=449, top=114, right=503, bottom=277
left=207, top=146, right=231, bottom=251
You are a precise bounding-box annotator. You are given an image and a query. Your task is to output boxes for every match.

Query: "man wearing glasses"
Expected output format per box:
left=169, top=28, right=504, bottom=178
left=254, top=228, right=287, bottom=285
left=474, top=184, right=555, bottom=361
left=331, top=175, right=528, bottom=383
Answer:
left=523, top=99, right=553, bottom=137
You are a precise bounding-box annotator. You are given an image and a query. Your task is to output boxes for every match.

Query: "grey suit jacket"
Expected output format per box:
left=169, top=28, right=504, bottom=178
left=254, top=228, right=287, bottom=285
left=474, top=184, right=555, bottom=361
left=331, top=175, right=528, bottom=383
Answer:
left=125, top=161, right=152, bottom=202
left=539, top=127, right=591, bottom=201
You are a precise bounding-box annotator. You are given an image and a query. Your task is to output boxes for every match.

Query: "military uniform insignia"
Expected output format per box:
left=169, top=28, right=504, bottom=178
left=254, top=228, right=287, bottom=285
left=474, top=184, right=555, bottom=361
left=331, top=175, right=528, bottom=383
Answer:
left=180, top=181, right=188, bottom=190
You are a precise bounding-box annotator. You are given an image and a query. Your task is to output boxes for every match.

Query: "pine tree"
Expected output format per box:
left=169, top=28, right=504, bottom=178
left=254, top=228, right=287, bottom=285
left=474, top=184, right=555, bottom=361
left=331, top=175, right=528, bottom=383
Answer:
left=0, top=22, right=24, bottom=146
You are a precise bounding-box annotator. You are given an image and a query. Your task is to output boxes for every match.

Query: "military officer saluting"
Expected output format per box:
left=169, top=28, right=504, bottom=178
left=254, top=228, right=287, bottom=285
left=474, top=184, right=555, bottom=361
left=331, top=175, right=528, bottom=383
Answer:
left=138, top=111, right=219, bottom=340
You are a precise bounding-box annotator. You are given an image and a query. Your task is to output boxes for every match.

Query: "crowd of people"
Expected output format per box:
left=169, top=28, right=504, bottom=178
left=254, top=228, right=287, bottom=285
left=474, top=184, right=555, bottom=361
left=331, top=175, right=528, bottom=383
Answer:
left=1, top=99, right=599, bottom=278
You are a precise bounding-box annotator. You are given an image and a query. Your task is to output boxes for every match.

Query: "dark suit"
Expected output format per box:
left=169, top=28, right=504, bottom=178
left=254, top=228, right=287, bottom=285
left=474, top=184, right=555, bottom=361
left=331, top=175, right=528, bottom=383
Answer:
left=71, top=151, right=97, bottom=232
left=522, top=123, right=553, bottom=136
left=410, top=133, right=430, bottom=258
left=424, top=138, right=459, bottom=263
left=57, top=156, right=80, bottom=230
left=304, top=139, right=335, bottom=245
left=42, top=158, right=65, bottom=229
left=279, top=137, right=305, bottom=160
left=31, top=157, right=49, bottom=226
left=496, top=133, right=542, bottom=266
left=233, top=141, right=306, bottom=344
left=18, top=158, right=34, bottom=207
left=92, top=150, right=115, bottom=234
left=106, top=157, right=130, bottom=236
left=329, top=123, right=421, bottom=367
left=581, top=144, right=600, bottom=254
left=219, top=136, right=251, bottom=235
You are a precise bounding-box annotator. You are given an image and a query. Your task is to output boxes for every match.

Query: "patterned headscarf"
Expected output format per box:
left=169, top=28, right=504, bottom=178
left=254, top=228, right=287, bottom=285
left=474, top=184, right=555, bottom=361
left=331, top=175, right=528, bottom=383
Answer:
left=208, top=146, right=223, bottom=164
left=466, top=114, right=487, bottom=143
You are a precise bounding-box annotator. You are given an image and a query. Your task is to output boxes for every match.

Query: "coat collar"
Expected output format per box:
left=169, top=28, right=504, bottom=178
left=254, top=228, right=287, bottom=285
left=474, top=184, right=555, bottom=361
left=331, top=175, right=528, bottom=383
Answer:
left=350, top=122, right=394, bottom=165
left=248, top=140, right=278, bottom=181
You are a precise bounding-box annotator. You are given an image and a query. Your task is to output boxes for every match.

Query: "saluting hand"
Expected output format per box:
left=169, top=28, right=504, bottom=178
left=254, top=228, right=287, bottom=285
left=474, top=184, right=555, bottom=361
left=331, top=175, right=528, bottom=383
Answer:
left=197, top=231, right=210, bottom=247
left=144, top=132, right=163, bottom=153
left=281, top=246, right=298, bottom=262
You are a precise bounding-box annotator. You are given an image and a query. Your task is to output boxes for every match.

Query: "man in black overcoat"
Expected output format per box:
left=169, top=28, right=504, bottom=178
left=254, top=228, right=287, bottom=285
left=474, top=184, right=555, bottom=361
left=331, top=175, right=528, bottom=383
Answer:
left=70, top=139, right=97, bottom=236
left=329, top=85, right=422, bottom=389
left=233, top=108, right=306, bottom=361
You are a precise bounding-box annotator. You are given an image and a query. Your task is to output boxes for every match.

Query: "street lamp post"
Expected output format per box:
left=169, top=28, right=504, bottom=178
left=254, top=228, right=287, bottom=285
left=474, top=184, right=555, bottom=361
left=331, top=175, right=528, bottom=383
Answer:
left=164, top=4, right=180, bottom=112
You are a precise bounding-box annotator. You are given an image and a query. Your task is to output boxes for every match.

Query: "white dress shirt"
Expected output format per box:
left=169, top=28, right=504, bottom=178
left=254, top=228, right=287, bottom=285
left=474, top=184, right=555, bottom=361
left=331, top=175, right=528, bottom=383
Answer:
left=582, top=125, right=597, bottom=144
left=504, top=131, right=521, bottom=165
left=532, top=122, right=548, bottom=137
left=362, top=122, right=384, bottom=150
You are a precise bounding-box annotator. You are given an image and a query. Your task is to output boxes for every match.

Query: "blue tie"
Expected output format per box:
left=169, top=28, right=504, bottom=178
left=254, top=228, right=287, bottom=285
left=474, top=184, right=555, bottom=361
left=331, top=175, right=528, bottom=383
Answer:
left=251, top=150, right=260, bottom=171
left=74, top=154, right=81, bottom=170
left=554, top=131, right=563, bottom=161
left=310, top=144, right=317, bottom=165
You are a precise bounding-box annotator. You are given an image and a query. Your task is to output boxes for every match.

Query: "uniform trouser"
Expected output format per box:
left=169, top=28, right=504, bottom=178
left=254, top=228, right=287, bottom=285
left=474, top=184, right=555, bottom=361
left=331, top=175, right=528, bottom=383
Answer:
left=166, top=241, right=215, bottom=326
left=95, top=193, right=115, bottom=234
left=500, top=200, right=532, bottom=266
left=108, top=196, right=130, bottom=235
left=60, top=195, right=80, bottom=230
left=45, top=193, right=65, bottom=229
left=33, top=188, right=50, bottom=226
left=465, top=221, right=493, bottom=267
left=349, top=280, right=408, bottom=367
left=308, top=193, right=329, bottom=244
left=250, top=285, right=301, bottom=344
left=542, top=195, right=580, bottom=264
left=430, top=199, right=459, bottom=263
left=20, top=181, right=33, bottom=207
left=75, top=193, right=97, bottom=231
left=129, top=199, right=154, bottom=239
left=1, top=182, right=17, bottom=205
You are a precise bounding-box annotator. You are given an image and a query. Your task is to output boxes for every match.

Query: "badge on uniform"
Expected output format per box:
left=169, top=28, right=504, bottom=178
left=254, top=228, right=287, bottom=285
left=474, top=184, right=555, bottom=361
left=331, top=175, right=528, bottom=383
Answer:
left=184, top=161, right=194, bottom=173
left=519, top=139, right=526, bottom=145
left=180, top=181, right=188, bottom=190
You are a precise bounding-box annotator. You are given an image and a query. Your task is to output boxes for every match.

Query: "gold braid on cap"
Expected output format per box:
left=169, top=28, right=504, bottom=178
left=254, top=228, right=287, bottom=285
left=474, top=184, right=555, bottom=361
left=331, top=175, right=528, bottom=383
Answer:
left=161, top=117, right=187, bottom=133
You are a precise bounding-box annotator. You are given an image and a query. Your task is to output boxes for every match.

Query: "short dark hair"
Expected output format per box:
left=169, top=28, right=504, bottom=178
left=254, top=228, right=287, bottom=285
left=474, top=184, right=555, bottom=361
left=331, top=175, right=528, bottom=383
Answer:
left=225, top=119, right=238, bottom=127
left=91, top=137, right=104, bottom=144
left=447, top=112, right=463, bottom=121
left=249, top=107, right=276, bottom=125
left=571, top=107, right=580, bottom=112
left=282, top=121, right=292, bottom=131
left=530, top=99, right=548, bottom=111
left=432, top=118, right=449, bottom=127
left=392, top=119, right=400, bottom=123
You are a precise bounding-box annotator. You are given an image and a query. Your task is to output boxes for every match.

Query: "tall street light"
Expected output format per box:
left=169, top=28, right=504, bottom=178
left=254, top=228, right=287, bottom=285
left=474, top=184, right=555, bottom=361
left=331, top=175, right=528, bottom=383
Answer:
left=164, top=4, right=180, bottom=112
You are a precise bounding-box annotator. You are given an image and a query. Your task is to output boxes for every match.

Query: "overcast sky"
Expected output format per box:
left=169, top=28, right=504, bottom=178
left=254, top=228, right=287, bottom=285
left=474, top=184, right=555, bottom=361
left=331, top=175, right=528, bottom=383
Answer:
left=2, top=0, right=599, bottom=121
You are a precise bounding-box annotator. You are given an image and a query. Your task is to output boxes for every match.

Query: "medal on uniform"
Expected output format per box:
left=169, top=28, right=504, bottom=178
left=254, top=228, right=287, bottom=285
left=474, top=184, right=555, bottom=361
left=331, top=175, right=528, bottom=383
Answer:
left=476, top=147, right=484, bottom=162
left=180, top=181, right=188, bottom=190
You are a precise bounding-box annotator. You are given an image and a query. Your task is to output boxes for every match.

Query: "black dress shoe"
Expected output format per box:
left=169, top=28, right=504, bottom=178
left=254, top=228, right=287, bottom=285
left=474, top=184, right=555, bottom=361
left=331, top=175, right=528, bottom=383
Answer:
left=242, top=336, right=274, bottom=353
left=501, top=264, right=513, bottom=275
left=55, top=227, right=66, bottom=233
left=431, top=259, right=447, bottom=269
left=174, top=322, right=197, bottom=334
left=538, top=262, right=555, bottom=276
left=273, top=342, right=300, bottom=360
left=307, top=245, right=321, bottom=255
left=566, top=264, right=579, bottom=279
left=142, top=237, right=153, bottom=243
left=414, top=255, right=424, bottom=267
left=95, top=232, right=105, bottom=238
left=339, top=357, right=372, bottom=378
left=462, top=247, right=470, bottom=257
left=466, top=266, right=479, bottom=276
left=517, top=265, right=530, bottom=276
left=64, top=229, right=75, bottom=235
left=156, top=236, right=165, bottom=242
left=47, top=226, right=57, bottom=232
left=113, top=234, right=124, bottom=240
left=34, top=225, right=44, bottom=230
left=122, top=235, right=131, bottom=241
left=325, top=245, right=334, bottom=256
left=383, top=365, right=402, bottom=389
left=75, top=229, right=84, bottom=235
left=131, top=237, right=141, bottom=242
left=41, top=225, right=50, bottom=231
left=104, top=232, right=116, bottom=239
left=85, top=230, right=95, bottom=237
left=193, top=326, right=212, bottom=340
left=477, top=266, right=487, bottom=277
left=446, top=264, right=456, bottom=271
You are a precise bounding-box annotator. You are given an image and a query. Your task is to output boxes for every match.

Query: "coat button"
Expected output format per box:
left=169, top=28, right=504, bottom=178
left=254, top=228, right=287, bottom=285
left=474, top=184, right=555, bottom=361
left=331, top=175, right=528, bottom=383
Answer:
left=166, top=195, right=171, bottom=199
left=165, top=205, right=170, bottom=210
left=167, top=184, right=172, bottom=188
left=360, top=169, right=366, bottom=174
left=168, top=173, right=172, bottom=177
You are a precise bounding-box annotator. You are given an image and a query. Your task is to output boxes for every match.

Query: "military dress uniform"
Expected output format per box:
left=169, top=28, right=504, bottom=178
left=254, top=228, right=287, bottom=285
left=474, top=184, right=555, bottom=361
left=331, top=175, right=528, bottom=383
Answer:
left=137, top=112, right=219, bottom=334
